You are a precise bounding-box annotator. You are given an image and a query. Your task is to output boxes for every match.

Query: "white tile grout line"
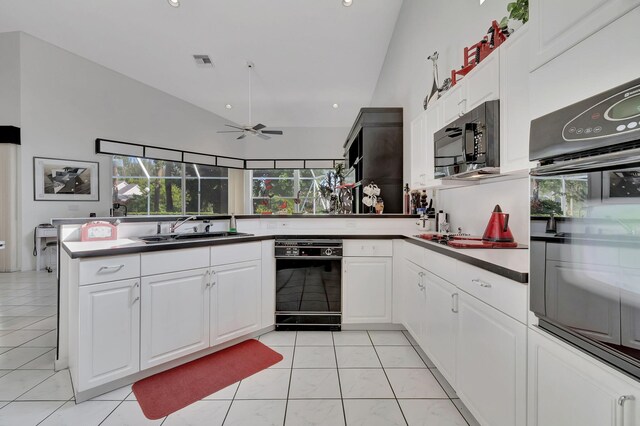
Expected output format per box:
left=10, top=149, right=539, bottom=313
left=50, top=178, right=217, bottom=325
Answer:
left=1, top=275, right=474, bottom=425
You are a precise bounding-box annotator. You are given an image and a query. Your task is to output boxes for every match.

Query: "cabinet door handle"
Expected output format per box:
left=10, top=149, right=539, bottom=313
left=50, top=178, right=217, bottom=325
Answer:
left=98, top=264, right=124, bottom=274
left=472, top=278, right=492, bottom=288
left=619, top=395, right=635, bottom=426
left=451, top=293, right=459, bottom=313
left=132, top=296, right=140, bottom=304
left=204, top=271, right=211, bottom=289
left=211, top=270, right=217, bottom=286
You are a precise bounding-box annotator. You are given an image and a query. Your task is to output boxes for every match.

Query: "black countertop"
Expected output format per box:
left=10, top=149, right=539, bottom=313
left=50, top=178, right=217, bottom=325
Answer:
left=62, top=233, right=528, bottom=284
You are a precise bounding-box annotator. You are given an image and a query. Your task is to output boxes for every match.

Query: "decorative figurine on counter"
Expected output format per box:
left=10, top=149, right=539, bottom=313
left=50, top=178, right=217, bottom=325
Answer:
left=363, top=182, right=381, bottom=214
left=338, top=183, right=355, bottom=214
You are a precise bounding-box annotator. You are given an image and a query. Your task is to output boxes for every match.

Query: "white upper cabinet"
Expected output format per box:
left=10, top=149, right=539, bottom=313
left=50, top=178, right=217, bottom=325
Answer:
left=442, top=82, right=466, bottom=125
left=465, top=51, right=500, bottom=112
left=529, top=0, right=640, bottom=70
left=499, top=25, right=535, bottom=174
left=410, top=110, right=428, bottom=188
left=410, top=102, right=443, bottom=189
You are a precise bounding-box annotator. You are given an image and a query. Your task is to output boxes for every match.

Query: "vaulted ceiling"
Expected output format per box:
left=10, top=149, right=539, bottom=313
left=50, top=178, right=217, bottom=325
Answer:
left=0, top=0, right=403, bottom=129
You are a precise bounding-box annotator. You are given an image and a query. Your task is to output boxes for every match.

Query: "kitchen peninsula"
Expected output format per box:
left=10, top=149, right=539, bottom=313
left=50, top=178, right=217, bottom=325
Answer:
left=56, top=214, right=528, bottom=426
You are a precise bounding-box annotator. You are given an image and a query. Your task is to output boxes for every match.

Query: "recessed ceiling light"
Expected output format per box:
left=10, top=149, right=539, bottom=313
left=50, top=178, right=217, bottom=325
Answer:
left=480, top=0, right=486, bottom=4
left=167, top=0, right=180, bottom=7
left=225, top=104, right=233, bottom=109
left=342, top=0, right=353, bottom=6
left=332, top=103, right=339, bottom=109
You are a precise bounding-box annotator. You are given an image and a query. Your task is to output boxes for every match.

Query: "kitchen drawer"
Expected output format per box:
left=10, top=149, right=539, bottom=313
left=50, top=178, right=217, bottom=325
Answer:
left=404, top=242, right=426, bottom=267
left=424, top=251, right=458, bottom=284
left=79, top=254, right=140, bottom=285
left=343, top=240, right=393, bottom=257
left=456, top=262, right=527, bottom=324
left=211, top=241, right=261, bottom=266
left=141, top=247, right=209, bottom=276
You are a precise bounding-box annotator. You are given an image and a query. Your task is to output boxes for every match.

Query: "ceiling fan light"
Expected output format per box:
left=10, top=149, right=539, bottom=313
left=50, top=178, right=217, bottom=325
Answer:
left=167, top=0, right=180, bottom=7
left=342, top=0, right=353, bottom=6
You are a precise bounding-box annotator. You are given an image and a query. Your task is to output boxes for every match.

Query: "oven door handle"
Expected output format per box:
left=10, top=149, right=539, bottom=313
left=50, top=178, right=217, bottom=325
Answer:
left=275, top=256, right=343, bottom=260
left=530, top=147, right=640, bottom=176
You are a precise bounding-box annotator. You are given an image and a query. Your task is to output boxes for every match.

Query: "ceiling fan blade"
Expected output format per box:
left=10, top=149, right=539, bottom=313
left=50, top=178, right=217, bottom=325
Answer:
left=236, top=134, right=247, bottom=140
left=252, top=123, right=266, bottom=131
left=217, top=130, right=243, bottom=133
left=261, top=130, right=284, bottom=135
left=225, top=124, right=246, bottom=130
left=257, top=133, right=271, bottom=140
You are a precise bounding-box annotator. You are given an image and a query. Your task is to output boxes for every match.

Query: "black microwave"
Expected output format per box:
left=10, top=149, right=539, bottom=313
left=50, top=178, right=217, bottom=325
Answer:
left=433, top=100, right=500, bottom=180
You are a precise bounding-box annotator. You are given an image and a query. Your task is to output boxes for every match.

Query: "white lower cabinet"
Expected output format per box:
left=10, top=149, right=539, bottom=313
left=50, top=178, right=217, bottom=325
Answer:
left=140, top=268, right=210, bottom=369
left=78, top=279, right=140, bottom=391
left=402, top=243, right=527, bottom=426
left=343, top=257, right=393, bottom=324
left=529, top=327, right=640, bottom=426
left=403, top=259, right=427, bottom=345
left=423, top=270, right=458, bottom=385
left=456, top=291, right=526, bottom=426
left=210, top=260, right=261, bottom=346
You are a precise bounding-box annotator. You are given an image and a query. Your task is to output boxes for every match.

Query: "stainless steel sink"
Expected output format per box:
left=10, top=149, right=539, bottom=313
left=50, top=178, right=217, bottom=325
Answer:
left=138, top=231, right=252, bottom=244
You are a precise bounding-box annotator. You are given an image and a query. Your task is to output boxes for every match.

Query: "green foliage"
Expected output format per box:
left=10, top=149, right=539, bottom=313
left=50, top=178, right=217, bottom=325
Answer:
left=530, top=199, right=562, bottom=216
left=507, top=0, right=528, bottom=24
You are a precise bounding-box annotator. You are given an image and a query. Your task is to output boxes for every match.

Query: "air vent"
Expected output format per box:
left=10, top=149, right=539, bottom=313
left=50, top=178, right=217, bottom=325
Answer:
left=193, top=55, right=213, bottom=68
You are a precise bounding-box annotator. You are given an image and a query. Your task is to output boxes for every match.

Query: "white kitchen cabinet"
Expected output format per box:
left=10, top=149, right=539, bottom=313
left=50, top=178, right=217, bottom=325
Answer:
left=499, top=24, right=535, bottom=174
left=343, top=257, right=393, bottom=324
left=140, top=268, right=210, bottom=369
left=410, top=110, right=428, bottom=188
left=456, top=291, right=526, bottom=426
left=529, top=0, right=640, bottom=71
left=210, top=260, right=261, bottom=346
left=465, top=50, right=500, bottom=112
left=403, top=259, right=427, bottom=345
left=78, top=279, right=140, bottom=391
left=423, top=270, right=458, bottom=385
left=528, top=327, right=640, bottom=426
left=424, top=103, right=443, bottom=188
left=442, top=82, right=466, bottom=125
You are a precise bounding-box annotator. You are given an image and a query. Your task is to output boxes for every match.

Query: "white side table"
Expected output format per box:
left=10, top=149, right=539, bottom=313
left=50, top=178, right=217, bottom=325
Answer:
left=35, top=226, right=57, bottom=271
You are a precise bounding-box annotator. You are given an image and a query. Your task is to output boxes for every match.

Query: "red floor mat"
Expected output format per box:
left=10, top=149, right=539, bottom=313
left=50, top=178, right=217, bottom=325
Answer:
left=132, top=339, right=283, bottom=419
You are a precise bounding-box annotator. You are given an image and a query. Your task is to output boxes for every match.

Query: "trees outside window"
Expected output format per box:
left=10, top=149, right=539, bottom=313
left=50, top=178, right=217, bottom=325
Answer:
left=112, top=156, right=228, bottom=215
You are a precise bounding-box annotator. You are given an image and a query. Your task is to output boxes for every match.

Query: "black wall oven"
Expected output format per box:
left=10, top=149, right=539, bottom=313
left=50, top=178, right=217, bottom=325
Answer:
left=530, top=76, right=640, bottom=380
left=274, top=239, right=342, bottom=330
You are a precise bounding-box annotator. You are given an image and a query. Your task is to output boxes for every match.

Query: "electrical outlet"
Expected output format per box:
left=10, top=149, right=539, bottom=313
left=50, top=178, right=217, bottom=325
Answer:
left=267, top=222, right=277, bottom=229
left=346, top=221, right=357, bottom=228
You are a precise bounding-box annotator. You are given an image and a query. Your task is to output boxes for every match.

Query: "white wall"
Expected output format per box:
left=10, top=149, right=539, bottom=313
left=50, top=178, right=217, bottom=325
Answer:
left=370, top=0, right=534, bottom=239
left=4, top=31, right=355, bottom=270
left=242, top=127, right=347, bottom=160
left=0, top=31, right=20, bottom=126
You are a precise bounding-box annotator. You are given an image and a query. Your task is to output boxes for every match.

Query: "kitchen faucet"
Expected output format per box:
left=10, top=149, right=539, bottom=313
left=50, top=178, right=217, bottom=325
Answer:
left=170, top=216, right=198, bottom=233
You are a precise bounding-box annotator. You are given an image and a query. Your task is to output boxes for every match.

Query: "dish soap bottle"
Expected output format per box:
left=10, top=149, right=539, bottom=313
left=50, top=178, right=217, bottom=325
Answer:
left=229, top=214, right=237, bottom=233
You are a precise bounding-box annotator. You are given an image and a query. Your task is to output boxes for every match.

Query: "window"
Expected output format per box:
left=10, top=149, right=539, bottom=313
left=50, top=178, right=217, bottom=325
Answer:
left=112, top=156, right=228, bottom=215
left=251, top=169, right=334, bottom=214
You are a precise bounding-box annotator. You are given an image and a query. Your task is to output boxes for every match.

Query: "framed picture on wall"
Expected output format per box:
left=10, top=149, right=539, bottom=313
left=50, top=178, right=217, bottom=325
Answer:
left=33, top=157, right=99, bottom=201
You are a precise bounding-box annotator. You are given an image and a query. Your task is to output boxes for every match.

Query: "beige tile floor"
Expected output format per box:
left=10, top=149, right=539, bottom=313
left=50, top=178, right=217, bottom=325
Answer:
left=0, top=271, right=479, bottom=425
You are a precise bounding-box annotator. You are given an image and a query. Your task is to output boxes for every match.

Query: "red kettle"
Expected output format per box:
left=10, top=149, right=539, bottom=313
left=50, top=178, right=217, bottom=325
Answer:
left=482, top=205, right=514, bottom=242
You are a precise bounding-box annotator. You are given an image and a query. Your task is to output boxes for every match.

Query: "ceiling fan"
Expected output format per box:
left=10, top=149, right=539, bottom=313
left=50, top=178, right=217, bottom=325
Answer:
left=217, top=62, right=284, bottom=140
